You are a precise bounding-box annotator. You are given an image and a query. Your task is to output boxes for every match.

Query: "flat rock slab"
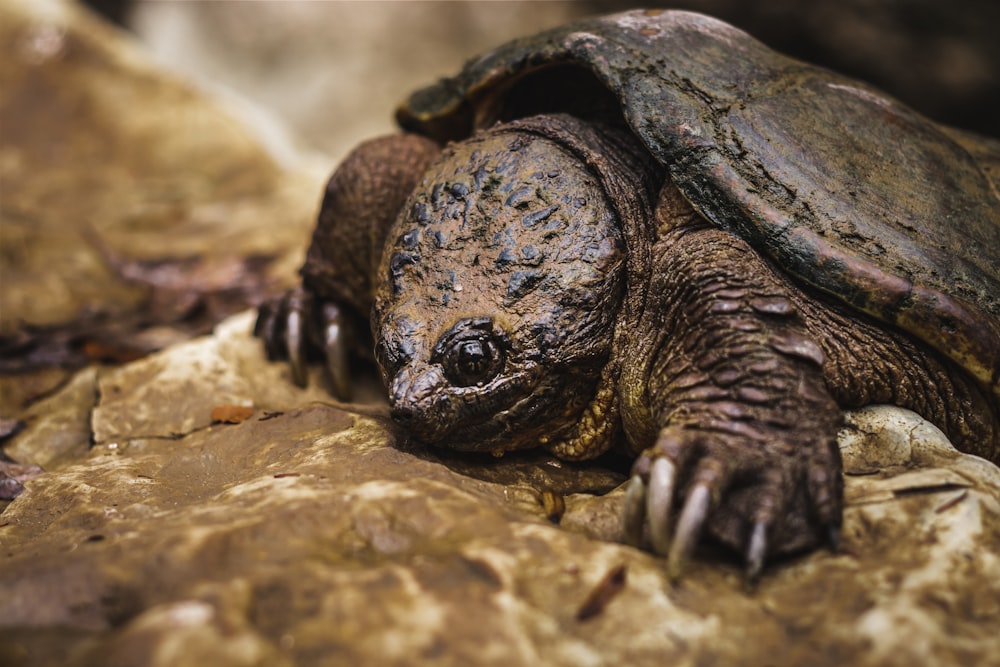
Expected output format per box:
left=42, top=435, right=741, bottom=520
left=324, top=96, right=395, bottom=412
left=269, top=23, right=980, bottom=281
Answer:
left=2, top=313, right=999, bottom=667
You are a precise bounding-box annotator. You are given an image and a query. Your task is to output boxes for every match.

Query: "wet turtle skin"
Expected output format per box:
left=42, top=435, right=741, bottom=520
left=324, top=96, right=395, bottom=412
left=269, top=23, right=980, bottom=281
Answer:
left=257, top=10, right=1000, bottom=579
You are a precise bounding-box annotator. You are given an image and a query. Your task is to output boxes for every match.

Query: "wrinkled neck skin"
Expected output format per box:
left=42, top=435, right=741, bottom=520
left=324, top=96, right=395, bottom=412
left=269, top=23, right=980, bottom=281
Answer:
left=372, top=114, right=661, bottom=457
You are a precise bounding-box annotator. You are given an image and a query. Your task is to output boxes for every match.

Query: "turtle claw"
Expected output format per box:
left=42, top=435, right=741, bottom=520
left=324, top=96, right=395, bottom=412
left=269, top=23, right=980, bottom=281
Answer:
left=272, top=286, right=311, bottom=388
left=254, top=286, right=357, bottom=396
left=646, top=457, right=677, bottom=555
left=667, top=482, right=712, bottom=581
left=623, top=475, right=647, bottom=547
left=320, top=301, right=351, bottom=401
left=285, top=301, right=308, bottom=388
left=745, top=521, right=769, bottom=584
left=254, top=298, right=282, bottom=361
left=624, top=423, right=841, bottom=582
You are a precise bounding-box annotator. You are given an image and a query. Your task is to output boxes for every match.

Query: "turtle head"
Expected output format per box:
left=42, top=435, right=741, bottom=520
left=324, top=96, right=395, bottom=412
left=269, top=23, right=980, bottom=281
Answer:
left=372, top=118, right=626, bottom=453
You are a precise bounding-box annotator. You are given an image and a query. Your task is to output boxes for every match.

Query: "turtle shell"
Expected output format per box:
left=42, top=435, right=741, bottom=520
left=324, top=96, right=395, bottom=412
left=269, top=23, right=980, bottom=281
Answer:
left=397, top=9, right=1000, bottom=397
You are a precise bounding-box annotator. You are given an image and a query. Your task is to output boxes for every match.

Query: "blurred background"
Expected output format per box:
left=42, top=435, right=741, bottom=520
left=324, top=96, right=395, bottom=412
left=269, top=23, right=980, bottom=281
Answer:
left=84, top=0, right=999, bottom=162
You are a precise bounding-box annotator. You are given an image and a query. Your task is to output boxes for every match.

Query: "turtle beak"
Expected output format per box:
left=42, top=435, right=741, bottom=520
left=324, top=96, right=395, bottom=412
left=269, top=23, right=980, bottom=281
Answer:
left=388, top=364, right=456, bottom=442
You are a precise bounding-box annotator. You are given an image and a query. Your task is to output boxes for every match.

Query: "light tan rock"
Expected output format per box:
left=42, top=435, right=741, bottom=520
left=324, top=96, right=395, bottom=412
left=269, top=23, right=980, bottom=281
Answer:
left=0, top=0, right=325, bottom=341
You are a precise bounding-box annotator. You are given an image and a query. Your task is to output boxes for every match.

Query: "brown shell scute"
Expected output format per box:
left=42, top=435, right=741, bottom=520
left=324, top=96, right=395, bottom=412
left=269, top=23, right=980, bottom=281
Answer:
left=398, top=9, right=1000, bottom=396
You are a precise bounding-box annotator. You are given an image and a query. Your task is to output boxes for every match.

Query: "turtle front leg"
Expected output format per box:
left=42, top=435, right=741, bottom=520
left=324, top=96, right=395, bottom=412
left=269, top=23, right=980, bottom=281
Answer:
left=255, top=134, right=440, bottom=397
left=623, top=186, right=843, bottom=581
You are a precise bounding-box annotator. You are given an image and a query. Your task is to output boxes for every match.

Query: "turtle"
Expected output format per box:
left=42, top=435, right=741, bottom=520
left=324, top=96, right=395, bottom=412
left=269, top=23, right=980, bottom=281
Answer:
left=256, top=9, right=1000, bottom=579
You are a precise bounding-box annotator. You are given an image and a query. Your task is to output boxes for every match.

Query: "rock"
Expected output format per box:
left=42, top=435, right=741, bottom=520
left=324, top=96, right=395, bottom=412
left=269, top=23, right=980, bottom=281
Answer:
left=2, top=368, right=97, bottom=469
left=0, top=0, right=328, bottom=373
left=1, top=312, right=998, bottom=667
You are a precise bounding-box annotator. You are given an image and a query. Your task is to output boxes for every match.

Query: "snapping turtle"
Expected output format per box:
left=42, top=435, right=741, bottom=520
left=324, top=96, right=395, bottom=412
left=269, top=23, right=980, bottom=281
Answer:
left=257, top=9, right=1000, bottom=578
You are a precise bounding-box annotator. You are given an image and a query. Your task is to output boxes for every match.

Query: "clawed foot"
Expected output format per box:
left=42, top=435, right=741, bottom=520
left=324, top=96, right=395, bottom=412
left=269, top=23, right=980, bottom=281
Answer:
left=254, top=286, right=352, bottom=399
left=622, top=426, right=842, bottom=583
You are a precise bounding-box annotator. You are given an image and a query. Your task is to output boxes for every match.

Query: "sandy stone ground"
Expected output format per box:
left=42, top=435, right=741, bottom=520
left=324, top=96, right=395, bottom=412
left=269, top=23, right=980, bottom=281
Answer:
left=1, top=2, right=999, bottom=666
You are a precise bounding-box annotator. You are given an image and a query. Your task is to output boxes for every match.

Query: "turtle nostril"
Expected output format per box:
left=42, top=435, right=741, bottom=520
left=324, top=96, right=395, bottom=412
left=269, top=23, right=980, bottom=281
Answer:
left=390, top=399, right=445, bottom=442
left=389, top=403, right=418, bottom=425
left=387, top=365, right=452, bottom=441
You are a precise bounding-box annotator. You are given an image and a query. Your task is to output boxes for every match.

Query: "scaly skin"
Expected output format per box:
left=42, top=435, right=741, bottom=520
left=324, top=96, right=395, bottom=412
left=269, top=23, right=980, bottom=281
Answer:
left=622, top=184, right=997, bottom=576
left=256, top=134, right=440, bottom=395
left=257, top=114, right=1000, bottom=579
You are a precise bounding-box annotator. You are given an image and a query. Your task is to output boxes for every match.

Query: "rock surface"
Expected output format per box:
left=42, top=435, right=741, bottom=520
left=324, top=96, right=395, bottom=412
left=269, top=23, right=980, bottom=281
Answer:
left=2, top=2, right=999, bottom=667
left=0, top=0, right=326, bottom=372
left=2, top=313, right=1000, bottom=667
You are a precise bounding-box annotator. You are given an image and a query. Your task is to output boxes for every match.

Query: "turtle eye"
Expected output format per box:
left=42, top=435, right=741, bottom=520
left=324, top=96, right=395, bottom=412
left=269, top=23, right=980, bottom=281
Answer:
left=444, top=335, right=503, bottom=386
left=455, top=338, right=492, bottom=378
left=434, top=318, right=506, bottom=387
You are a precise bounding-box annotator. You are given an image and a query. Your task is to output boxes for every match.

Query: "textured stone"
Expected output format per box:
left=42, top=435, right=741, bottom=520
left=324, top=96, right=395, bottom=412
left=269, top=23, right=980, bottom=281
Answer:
left=2, top=313, right=999, bottom=667
left=0, top=0, right=326, bottom=366
left=2, top=367, right=96, bottom=469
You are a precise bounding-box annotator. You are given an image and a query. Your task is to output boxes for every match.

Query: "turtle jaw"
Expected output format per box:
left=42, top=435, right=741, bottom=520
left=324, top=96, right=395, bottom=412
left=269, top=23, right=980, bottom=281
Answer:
left=387, top=364, right=455, bottom=443
left=387, top=360, right=559, bottom=452
left=387, top=357, right=611, bottom=454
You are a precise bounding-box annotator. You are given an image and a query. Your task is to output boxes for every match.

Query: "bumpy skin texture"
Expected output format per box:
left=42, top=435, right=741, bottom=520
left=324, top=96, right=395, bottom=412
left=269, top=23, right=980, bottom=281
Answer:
left=257, top=135, right=440, bottom=393
left=258, top=10, right=1000, bottom=578
left=400, top=10, right=1000, bottom=393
